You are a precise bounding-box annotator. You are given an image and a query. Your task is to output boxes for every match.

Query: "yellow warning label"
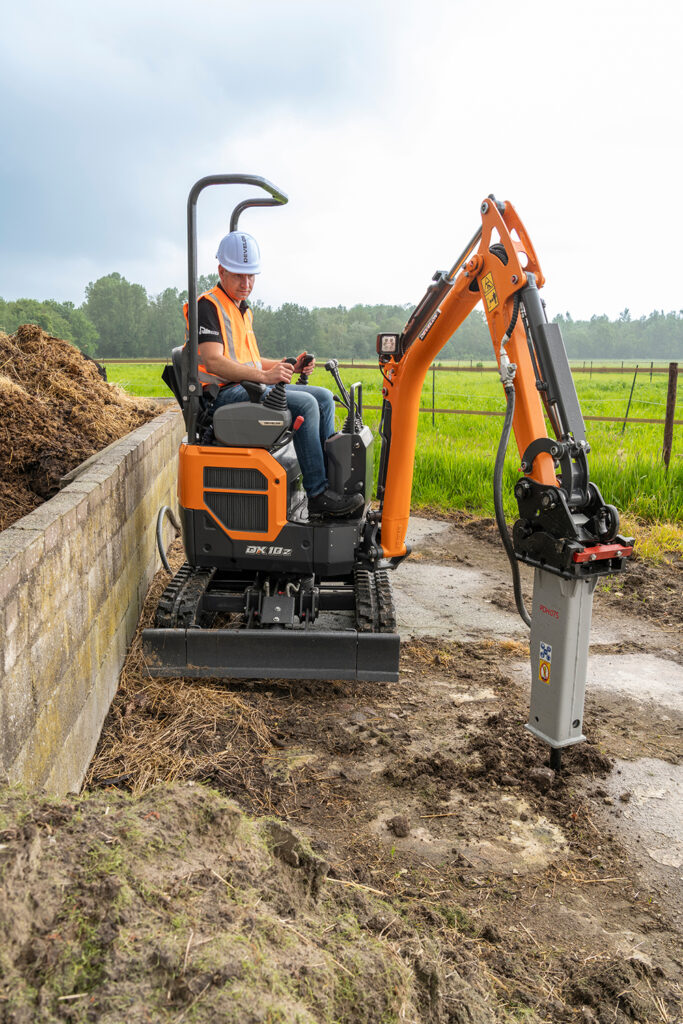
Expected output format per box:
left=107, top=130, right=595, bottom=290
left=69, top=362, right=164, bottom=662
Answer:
left=539, top=661, right=551, bottom=684
left=481, top=272, right=499, bottom=312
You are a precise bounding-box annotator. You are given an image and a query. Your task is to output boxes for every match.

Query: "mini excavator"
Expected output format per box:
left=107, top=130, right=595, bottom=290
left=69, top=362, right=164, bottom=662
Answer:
left=143, top=174, right=633, bottom=763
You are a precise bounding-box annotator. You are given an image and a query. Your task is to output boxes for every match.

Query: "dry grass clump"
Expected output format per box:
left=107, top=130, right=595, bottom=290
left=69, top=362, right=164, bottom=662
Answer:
left=0, top=324, right=160, bottom=530
left=86, top=543, right=279, bottom=809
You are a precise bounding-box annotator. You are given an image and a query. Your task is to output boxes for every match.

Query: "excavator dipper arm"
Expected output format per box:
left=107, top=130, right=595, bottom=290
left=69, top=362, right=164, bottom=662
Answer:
left=369, top=196, right=633, bottom=756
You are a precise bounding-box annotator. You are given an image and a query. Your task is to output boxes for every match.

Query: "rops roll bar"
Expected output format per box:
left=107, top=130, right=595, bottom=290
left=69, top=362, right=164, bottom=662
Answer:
left=185, top=174, right=288, bottom=442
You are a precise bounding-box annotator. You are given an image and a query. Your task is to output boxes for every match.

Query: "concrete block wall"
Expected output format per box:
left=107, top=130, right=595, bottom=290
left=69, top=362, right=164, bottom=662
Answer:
left=0, top=408, right=185, bottom=794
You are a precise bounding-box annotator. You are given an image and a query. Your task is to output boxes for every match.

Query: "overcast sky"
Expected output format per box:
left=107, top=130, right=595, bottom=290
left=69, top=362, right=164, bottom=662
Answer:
left=1, top=0, right=681, bottom=320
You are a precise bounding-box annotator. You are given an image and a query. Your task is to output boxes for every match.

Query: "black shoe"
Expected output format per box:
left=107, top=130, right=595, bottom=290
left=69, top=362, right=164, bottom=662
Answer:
left=307, top=489, right=364, bottom=519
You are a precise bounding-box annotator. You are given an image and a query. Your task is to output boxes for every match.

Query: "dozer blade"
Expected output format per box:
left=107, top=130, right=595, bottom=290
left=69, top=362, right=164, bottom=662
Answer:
left=141, top=627, right=399, bottom=682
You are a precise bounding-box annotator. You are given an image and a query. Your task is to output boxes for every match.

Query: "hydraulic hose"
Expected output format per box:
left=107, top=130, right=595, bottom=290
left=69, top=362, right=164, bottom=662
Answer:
left=494, top=384, right=532, bottom=628
left=156, top=505, right=181, bottom=574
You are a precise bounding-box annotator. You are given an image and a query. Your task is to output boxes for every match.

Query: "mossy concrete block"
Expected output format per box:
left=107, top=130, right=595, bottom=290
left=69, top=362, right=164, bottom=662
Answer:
left=0, top=409, right=182, bottom=793
left=0, top=669, right=35, bottom=768
left=0, top=529, right=45, bottom=606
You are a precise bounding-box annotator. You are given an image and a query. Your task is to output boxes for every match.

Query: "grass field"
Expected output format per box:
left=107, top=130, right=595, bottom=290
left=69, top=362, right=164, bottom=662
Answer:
left=104, top=361, right=683, bottom=539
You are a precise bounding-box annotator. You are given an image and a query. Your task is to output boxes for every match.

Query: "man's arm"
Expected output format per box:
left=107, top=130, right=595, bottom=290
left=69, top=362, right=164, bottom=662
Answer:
left=199, top=343, right=294, bottom=385
left=196, top=296, right=293, bottom=385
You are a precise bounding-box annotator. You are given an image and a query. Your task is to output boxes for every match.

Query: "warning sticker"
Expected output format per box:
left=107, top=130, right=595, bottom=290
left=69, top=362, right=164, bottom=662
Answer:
left=539, top=641, right=552, bottom=684
left=481, top=272, right=499, bottom=312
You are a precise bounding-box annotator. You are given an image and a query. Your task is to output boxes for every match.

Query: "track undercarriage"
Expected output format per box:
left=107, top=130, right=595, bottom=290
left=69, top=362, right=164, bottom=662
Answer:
left=142, top=562, right=399, bottom=682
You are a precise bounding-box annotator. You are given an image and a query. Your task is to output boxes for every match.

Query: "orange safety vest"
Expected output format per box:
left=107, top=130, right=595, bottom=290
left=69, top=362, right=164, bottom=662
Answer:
left=183, top=285, right=262, bottom=391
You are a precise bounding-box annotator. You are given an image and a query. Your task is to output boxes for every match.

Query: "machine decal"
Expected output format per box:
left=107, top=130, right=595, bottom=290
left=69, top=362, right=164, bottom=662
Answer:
left=481, top=272, right=499, bottom=312
left=539, top=641, right=552, bottom=684
left=245, top=545, right=293, bottom=556
left=418, top=309, right=441, bottom=340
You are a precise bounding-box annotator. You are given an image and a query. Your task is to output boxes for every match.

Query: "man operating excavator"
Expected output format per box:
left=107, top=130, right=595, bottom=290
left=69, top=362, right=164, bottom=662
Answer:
left=184, top=230, right=363, bottom=518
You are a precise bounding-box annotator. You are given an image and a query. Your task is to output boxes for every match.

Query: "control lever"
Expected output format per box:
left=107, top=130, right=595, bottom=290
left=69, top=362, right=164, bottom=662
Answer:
left=324, top=358, right=351, bottom=409
left=285, top=352, right=316, bottom=385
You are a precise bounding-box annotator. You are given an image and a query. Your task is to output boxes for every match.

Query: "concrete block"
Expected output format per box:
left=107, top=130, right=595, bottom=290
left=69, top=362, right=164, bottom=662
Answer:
left=0, top=666, right=35, bottom=771
left=11, top=492, right=78, bottom=534
left=0, top=529, right=44, bottom=605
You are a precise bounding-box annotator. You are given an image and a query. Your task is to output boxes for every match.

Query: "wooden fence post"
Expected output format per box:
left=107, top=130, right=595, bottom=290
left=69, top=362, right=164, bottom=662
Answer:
left=662, top=362, right=679, bottom=469
left=621, top=366, right=639, bottom=435
left=432, top=364, right=436, bottom=427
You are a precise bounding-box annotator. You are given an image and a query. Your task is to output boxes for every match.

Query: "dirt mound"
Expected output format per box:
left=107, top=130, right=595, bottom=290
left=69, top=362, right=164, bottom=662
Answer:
left=0, top=325, right=159, bottom=531
left=79, top=543, right=683, bottom=1022
left=0, top=783, right=493, bottom=1024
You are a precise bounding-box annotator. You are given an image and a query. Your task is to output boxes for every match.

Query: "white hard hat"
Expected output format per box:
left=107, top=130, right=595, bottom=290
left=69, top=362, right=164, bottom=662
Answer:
left=216, top=231, right=261, bottom=274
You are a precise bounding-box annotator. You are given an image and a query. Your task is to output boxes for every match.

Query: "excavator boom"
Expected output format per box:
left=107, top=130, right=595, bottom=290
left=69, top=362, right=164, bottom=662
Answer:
left=369, top=196, right=633, bottom=760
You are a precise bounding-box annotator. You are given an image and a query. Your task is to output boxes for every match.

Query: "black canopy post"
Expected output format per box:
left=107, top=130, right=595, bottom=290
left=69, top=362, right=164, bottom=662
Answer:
left=185, top=174, right=288, bottom=443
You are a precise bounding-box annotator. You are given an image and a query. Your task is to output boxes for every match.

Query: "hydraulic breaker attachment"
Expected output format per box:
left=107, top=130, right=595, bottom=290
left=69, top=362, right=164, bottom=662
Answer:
left=526, top=568, right=597, bottom=752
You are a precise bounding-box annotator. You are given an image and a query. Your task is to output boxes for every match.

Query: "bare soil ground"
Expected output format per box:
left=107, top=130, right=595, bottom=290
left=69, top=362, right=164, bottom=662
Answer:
left=1, top=343, right=681, bottom=1022
left=2, top=521, right=681, bottom=1023
left=0, top=326, right=159, bottom=530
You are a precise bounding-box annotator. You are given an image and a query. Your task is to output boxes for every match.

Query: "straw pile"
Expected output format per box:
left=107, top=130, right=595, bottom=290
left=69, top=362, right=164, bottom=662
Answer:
left=86, top=542, right=281, bottom=811
left=0, top=324, right=159, bottom=531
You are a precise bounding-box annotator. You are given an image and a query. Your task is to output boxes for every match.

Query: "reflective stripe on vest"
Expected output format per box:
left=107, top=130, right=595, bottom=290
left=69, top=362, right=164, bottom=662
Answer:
left=182, top=286, right=262, bottom=390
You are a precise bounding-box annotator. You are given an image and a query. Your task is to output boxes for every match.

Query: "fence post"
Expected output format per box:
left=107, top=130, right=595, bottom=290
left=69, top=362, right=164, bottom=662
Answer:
left=432, top=364, right=436, bottom=427
left=650, top=360, right=653, bottom=383
left=621, top=365, right=638, bottom=435
left=662, top=362, right=679, bottom=469
left=590, top=361, right=593, bottom=380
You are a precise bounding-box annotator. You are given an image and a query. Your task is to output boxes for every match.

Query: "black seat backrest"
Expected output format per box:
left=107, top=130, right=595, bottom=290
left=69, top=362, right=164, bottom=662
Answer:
left=161, top=346, right=185, bottom=409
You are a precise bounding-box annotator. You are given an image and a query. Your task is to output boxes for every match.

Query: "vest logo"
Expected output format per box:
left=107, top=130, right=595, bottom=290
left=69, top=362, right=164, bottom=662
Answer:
left=539, top=604, right=559, bottom=619
left=199, top=325, right=219, bottom=335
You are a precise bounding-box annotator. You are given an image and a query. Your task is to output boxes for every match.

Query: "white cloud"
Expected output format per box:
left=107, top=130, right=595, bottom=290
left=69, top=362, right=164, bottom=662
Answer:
left=1, top=0, right=682, bottom=319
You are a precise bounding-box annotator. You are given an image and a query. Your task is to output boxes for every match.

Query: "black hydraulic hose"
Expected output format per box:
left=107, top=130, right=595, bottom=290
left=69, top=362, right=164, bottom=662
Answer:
left=156, top=505, right=181, bottom=574
left=505, top=293, right=521, bottom=341
left=494, top=385, right=532, bottom=628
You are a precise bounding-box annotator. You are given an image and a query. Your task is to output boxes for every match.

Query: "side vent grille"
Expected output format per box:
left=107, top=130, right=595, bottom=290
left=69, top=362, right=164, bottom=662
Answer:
left=203, top=467, right=267, bottom=490
left=204, top=492, right=268, bottom=533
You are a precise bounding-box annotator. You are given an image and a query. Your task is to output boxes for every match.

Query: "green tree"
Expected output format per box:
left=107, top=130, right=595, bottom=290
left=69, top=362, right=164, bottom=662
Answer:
left=0, top=297, right=99, bottom=353
left=145, top=287, right=185, bottom=357
left=83, top=273, right=148, bottom=357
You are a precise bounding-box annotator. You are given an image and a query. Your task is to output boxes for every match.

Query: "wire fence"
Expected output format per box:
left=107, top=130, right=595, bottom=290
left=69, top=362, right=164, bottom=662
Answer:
left=102, top=358, right=681, bottom=457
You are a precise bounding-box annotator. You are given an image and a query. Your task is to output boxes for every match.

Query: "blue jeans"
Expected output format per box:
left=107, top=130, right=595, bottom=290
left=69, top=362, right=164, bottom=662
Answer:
left=211, top=383, right=335, bottom=496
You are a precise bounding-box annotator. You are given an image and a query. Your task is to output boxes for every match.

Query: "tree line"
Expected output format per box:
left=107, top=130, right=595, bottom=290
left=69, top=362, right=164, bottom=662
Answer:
left=1, top=273, right=682, bottom=361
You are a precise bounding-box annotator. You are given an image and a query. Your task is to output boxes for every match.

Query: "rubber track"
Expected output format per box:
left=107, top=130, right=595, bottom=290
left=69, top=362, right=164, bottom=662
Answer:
left=353, top=567, right=377, bottom=632
left=374, top=568, right=397, bottom=633
left=154, top=563, right=215, bottom=628
left=154, top=562, right=194, bottom=628
left=175, top=568, right=216, bottom=628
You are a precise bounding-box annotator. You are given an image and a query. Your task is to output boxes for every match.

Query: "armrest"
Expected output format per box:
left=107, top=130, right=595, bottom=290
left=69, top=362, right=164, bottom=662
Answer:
left=241, top=380, right=267, bottom=403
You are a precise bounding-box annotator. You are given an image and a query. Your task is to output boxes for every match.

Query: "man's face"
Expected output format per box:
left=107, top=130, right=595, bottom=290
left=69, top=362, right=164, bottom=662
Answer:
left=219, top=266, right=255, bottom=304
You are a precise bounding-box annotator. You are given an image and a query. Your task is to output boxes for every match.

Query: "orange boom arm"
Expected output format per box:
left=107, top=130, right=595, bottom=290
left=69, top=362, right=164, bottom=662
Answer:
left=376, top=197, right=570, bottom=561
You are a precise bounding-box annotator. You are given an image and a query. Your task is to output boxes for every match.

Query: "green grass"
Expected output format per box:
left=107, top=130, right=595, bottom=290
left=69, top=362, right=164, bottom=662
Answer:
left=105, top=361, right=683, bottom=528
left=102, top=360, right=173, bottom=397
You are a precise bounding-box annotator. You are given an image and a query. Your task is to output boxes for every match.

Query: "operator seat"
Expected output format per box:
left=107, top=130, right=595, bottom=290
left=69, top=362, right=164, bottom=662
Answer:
left=164, top=346, right=291, bottom=449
